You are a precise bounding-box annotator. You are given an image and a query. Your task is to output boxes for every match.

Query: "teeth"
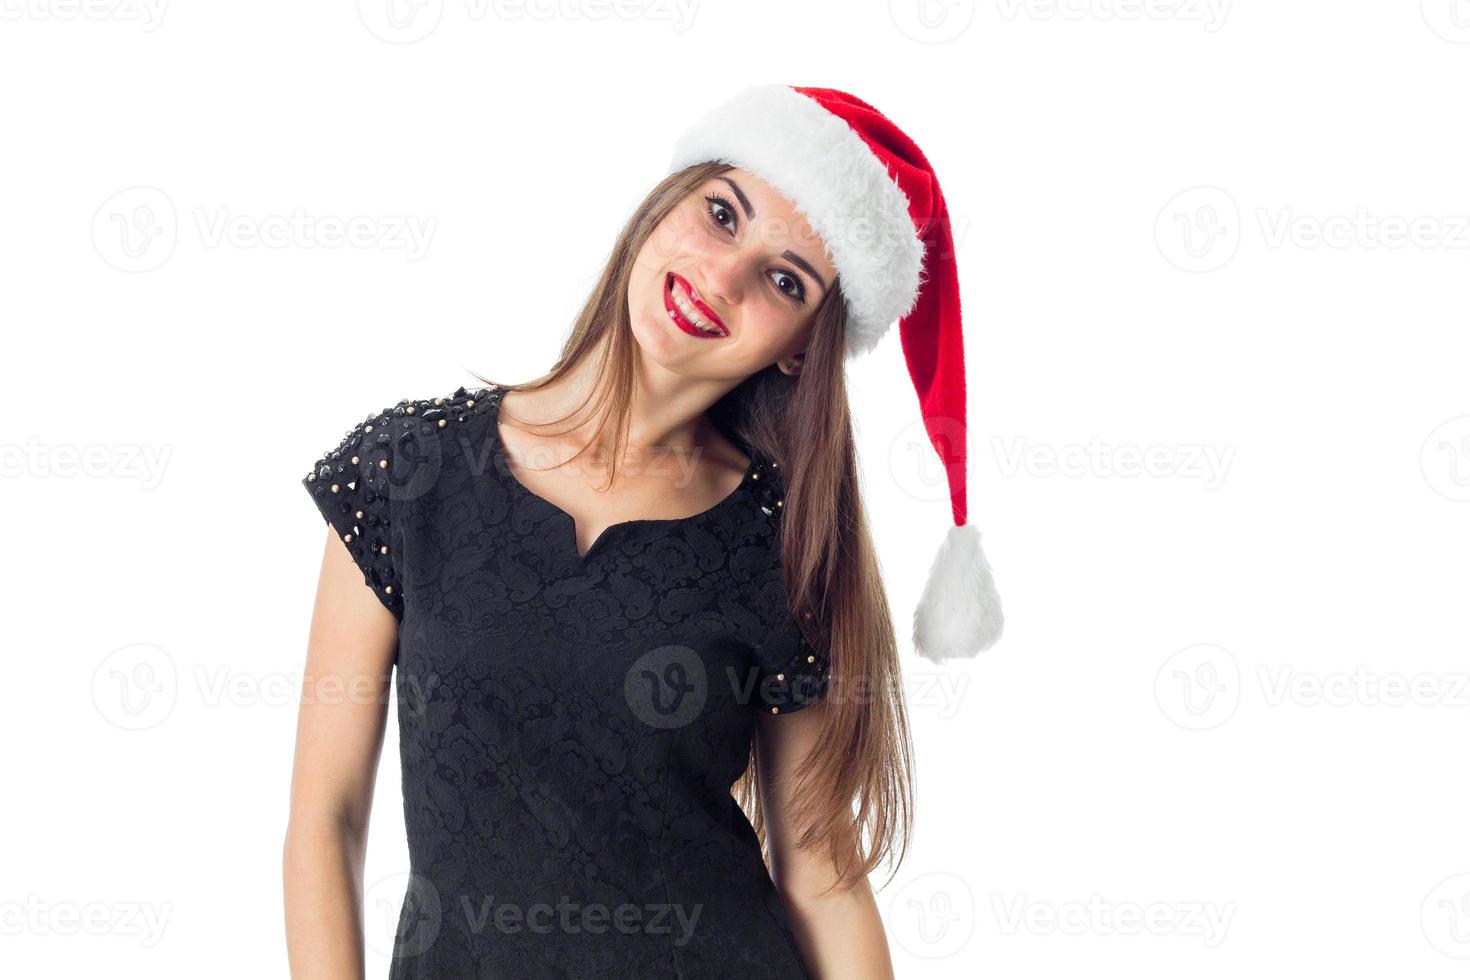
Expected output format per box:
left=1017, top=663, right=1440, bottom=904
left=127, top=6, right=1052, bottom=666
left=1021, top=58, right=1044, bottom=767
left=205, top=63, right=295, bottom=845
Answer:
left=670, top=307, right=719, bottom=335
left=671, top=282, right=721, bottom=334
left=678, top=300, right=716, bottom=333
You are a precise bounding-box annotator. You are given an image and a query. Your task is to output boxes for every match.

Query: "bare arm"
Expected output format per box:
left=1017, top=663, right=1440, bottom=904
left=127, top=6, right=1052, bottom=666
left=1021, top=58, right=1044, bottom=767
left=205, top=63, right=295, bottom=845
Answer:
left=755, top=703, right=895, bottom=980
left=282, top=527, right=399, bottom=979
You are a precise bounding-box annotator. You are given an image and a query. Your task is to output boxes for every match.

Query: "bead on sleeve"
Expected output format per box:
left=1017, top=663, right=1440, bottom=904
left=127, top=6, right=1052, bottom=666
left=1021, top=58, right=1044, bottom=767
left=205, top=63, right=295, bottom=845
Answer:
left=752, top=606, right=830, bottom=715
left=301, top=404, right=407, bottom=620
left=299, top=385, right=500, bottom=623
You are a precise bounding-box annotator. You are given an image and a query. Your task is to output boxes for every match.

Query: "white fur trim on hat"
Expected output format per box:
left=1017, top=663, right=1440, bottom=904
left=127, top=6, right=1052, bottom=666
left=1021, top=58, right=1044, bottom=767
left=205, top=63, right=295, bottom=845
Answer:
left=912, top=523, right=1004, bottom=661
left=668, top=84, right=927, bottom=359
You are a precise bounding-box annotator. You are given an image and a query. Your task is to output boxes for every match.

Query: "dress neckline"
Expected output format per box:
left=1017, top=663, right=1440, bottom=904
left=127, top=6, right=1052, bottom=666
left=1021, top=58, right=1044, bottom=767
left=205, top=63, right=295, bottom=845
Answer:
left=485, top=387, right=762, bottom=564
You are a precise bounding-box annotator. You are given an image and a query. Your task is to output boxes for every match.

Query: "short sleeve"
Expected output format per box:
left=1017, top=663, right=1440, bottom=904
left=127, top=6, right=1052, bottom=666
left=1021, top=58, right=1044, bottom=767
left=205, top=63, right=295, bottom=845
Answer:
left=301, top=403, right=407, bottom=621
left=752, top=609, right=830, bottom=715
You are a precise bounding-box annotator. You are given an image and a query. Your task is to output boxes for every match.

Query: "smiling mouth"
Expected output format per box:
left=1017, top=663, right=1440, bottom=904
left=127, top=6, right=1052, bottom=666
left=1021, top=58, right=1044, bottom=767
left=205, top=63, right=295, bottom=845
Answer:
left=665, top=272, right=728, bottom=338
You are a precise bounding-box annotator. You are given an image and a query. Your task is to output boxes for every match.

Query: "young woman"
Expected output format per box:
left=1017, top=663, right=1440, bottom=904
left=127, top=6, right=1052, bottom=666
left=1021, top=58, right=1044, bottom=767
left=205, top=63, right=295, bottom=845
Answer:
left=284, top=84, right=1002, bottom=979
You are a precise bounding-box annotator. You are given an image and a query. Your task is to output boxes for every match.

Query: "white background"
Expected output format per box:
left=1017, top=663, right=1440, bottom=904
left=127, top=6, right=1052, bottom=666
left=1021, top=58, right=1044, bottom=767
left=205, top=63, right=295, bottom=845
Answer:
left=3, top=1, right=1468, bottom=977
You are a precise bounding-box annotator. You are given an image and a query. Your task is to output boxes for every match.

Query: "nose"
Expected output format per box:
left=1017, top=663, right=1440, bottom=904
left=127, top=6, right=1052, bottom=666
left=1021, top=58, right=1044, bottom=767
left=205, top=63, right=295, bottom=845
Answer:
left=692, top=251, right=745, bottom=310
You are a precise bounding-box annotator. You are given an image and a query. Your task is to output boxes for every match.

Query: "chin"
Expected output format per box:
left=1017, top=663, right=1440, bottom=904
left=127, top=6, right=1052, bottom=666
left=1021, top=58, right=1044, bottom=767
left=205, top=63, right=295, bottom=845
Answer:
left=627, top=304, right=686, bottom=365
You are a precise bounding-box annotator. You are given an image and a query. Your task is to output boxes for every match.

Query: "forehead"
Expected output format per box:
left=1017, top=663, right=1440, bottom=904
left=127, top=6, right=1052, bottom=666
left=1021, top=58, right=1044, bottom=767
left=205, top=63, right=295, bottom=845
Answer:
left=715, top=167, right=837, bottom=278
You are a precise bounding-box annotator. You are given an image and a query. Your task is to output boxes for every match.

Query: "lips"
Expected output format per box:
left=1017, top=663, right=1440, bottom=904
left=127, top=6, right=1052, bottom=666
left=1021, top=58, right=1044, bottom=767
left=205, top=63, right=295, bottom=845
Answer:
left=665, top=272, right=728, bottom=338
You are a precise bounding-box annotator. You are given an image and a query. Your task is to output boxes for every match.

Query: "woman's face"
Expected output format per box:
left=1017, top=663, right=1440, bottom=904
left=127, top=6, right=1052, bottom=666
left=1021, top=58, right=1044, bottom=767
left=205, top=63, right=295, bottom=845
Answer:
left=628, top=167, right=839, bottom=381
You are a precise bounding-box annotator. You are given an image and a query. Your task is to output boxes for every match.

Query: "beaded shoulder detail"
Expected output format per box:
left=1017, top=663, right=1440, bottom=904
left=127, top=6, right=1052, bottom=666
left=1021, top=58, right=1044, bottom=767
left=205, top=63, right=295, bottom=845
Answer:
left=303, top=384, right=498, bottom=485
left=756, top=611, right=830, bottom=716
left=742, top=456, right=827, bottom=715
left=302, top=383, right=794, bottom=618
left=747, top=451, right=785, bottom=518
left=301, top=385, right=498, bottom=619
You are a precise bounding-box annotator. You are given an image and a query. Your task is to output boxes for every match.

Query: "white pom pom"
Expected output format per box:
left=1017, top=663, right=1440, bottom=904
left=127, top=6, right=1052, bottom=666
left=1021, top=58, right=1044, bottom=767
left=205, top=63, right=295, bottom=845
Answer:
left=912, top=523, right=1004, bottom=662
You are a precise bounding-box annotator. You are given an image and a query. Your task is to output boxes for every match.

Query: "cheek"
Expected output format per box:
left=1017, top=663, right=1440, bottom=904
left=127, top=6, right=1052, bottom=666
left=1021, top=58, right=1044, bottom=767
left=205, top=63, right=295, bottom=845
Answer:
left=740, top=304, right=811, bottom=360
left=641, top=209, right=705, bottom=269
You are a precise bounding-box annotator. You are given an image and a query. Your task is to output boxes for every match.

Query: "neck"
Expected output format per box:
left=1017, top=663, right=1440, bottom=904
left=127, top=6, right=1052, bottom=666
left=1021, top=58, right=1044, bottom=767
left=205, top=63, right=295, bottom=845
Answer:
left=505, top=346, right=739, bottom=463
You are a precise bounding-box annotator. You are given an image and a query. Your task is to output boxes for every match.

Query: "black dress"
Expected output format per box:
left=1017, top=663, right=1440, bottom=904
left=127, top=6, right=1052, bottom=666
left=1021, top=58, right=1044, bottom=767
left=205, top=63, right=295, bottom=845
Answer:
left=302, top=384, right=830, bottom=979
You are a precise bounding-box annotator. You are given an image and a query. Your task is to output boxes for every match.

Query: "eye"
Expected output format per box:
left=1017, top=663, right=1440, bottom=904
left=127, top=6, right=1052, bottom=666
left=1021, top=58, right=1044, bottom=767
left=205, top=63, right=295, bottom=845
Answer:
left=770, top=270, right=806, bottom=304
left=704, top=193, right=737, bottom=233
left=704, top=191, right=807, bottom=306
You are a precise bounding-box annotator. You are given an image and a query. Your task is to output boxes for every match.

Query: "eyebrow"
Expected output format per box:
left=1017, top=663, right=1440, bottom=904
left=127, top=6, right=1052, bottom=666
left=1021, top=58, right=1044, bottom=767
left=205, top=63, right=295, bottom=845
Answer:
left=716, top=176, right=829, bottom=294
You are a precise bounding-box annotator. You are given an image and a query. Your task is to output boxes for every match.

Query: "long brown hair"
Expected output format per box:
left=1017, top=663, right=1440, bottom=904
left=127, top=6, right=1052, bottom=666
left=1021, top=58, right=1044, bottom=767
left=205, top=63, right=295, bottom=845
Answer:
left=470, top=161, right=914, bottom=893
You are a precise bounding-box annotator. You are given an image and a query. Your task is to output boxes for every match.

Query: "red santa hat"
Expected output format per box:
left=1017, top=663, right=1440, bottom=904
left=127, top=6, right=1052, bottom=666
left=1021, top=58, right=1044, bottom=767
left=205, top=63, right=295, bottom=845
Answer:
left=668, top=83, right=1004, bottom=661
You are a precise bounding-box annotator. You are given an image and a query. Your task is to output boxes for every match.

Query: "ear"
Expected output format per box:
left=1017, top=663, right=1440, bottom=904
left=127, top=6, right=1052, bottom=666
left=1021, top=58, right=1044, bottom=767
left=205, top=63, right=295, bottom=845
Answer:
left=775, top=351, right=805, bottom=377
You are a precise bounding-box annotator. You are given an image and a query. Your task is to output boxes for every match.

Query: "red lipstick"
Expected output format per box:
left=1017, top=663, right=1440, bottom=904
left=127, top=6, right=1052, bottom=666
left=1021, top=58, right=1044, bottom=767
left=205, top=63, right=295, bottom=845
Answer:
left=664, top=272, right=729, bottom=338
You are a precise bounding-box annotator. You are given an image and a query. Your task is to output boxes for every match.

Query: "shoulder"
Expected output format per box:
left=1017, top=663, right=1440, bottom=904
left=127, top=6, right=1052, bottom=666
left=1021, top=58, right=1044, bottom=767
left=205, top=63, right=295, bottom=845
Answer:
left=306, top=384, right=498, bottom=453
left=303, top=384, right=500, bottom=493
left=743, top=461, right=830, bottom=714
left=300, top=384, right=500, bottom=618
